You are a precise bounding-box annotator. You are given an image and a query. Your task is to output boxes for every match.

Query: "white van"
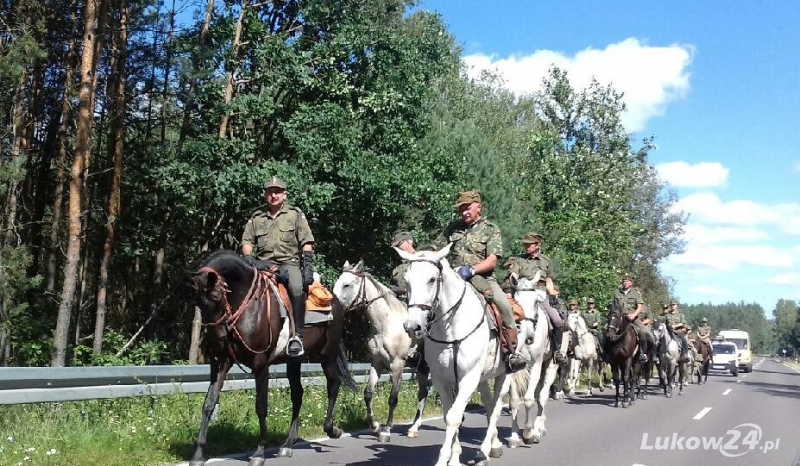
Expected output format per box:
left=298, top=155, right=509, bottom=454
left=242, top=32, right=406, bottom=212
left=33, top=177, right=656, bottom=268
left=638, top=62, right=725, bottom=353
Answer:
left=711, top=340, right=739, bottom=376
left=717, top=329, right=753, bottom=373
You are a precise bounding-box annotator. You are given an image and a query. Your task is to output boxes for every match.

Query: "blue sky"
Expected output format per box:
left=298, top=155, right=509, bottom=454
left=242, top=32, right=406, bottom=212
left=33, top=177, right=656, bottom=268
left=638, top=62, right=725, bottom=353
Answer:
left=417, top=0, right=800, bottom=314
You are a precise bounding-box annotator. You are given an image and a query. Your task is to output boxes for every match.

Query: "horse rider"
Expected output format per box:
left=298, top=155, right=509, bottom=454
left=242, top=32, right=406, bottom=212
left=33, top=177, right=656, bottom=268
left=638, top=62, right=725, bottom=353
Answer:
left=501, top=232, right=569, bottom=365
left=431, top=190, right=527, bottom=373
left=611, top=275, right=655, bottom=363
left=697, top=317, right=714, bottom=356
left=582, top=298, right=604, bottom=359
left=241, top=176, right=315, bottom=357
left=390, top=230, right=415, bottom=300
left=666, top=299, right=690, bottom=362
left=685, top=326, right=700, bottom=363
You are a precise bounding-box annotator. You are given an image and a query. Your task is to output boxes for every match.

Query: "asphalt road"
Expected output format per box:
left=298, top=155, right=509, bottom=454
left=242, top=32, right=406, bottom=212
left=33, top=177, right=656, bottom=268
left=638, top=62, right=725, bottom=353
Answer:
left=179, top=358, right=800, bottom=466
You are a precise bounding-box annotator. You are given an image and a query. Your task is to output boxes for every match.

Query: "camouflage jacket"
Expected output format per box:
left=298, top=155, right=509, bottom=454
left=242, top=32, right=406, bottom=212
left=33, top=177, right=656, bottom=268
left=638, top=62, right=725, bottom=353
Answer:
left=431, top=218, right=503, bottom=278
left=241, top=203, right=314, bottom=264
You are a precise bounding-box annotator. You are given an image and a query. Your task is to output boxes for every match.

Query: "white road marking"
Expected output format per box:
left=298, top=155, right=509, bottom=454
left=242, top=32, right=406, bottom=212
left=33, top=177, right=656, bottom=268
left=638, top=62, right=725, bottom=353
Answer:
left=693, top=407, right=713, bottom=420
left=722, top=388, right=732, bottom=395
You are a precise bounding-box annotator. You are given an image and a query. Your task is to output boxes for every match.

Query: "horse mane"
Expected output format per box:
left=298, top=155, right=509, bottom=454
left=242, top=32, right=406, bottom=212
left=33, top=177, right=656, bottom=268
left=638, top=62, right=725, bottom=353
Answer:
left=194, top=249, right=243, bottom=269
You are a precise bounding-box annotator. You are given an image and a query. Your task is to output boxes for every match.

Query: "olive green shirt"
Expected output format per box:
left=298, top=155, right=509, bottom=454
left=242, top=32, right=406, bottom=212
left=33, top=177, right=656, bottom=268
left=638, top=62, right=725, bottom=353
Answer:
left=583, top=309, right=600, bottom=329
left=665, top=311, right=686, bottom=329
left=612, top=287, right=644, bottom=321
left=241, top=203, right=314, bottom=264
left=502, top=252, right=554, bottom=290
left=697, top=323, right=711, bottom=338
left=431, top=218, right=503, bottom=278
left=391, top=262, right=411, bottom=292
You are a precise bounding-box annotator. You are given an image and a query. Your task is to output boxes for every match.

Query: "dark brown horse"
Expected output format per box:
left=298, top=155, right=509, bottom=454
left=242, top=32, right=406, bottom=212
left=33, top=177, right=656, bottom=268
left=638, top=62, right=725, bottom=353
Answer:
left=604, top=308, right=638, bottom=408
left=188, top=250, right=356, bottom=466
left=694, top=335, right=711, bottom=384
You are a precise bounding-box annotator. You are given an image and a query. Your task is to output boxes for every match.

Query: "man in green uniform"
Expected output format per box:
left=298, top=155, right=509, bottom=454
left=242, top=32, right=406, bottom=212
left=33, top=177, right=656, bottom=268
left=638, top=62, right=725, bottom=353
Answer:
left=696, top=317, right=713, bottom=356
left=432, top=190, right=526, bottom=373
left=241, top=176, right=315, bottom=357
left=611, top=275, right=654, bottom=363
left=502, top=232, right=568, bottom=364
left=390, top=230, right=415, bottom=300
left=583, top=298, right=603, bottom=358
left=666, top=299, right=689, bottom=362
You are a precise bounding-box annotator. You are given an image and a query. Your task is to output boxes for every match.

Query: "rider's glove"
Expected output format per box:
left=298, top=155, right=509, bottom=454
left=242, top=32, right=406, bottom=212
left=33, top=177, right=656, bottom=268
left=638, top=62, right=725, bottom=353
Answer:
left=301, top=251, right=315, bottom=290
left=275, top=267, right=290, bottom=285
left=456, top=265, right=475, bottom=281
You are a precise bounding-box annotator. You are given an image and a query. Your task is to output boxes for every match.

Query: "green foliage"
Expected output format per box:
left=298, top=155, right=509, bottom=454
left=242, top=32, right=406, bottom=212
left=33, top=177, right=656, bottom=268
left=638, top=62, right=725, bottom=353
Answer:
left=71, top=329, right=169, bottom=367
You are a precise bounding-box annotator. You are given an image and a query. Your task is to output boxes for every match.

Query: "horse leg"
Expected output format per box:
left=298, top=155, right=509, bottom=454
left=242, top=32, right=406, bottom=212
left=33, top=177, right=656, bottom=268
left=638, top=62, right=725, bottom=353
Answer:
left=190, top=359, right=231, bottom=466
left=321, top=353, right=345, bottom=440
left=407, top=358, right=430, bottom=439
left=531, top=362, right=559, bottom=442
left=365, top=364, right=381, bottom=435
left=507, top=371, right=523, bottom=448
left=678, top=362, right=685, bottom=395
left=248, top=364, right=270, bottom=466
left=522, top=361, right=544, bottom=443
left=475, top=376, right=508, bottom=464
left=430, top=379, right=456, bottom=466
left=613, top=363, right=621, bottom=407
left=378, top=358, right=405, bottom=442
left=278, top=360, right=303, bottom=458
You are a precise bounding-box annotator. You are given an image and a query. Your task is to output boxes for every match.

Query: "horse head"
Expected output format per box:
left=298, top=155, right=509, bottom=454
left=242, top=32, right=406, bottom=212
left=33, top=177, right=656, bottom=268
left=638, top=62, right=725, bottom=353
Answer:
left=333, top=259, right=366, bottom=311
left=605, top=306, right=627, bottom=341
left=393, top=243, right=452, bottom=339
left=513, top=272, right=545, bottom=320
left=190, top=250, right=254, bottom=322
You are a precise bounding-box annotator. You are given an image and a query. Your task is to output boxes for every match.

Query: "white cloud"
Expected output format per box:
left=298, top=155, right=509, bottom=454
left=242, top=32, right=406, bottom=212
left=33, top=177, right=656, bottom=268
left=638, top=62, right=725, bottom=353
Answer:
left=656, top=161, right=729, bottom=188
left=765, top=272, right=800, bottom=286
left=681, top=224, right=769, bottom=245
left=671, top=244, right=794, bottom=272
left=463, top=38, right=693, bottom=132
left=674, top=192, right=800, bottom=235
left=688, top=285, right=731, bottom=297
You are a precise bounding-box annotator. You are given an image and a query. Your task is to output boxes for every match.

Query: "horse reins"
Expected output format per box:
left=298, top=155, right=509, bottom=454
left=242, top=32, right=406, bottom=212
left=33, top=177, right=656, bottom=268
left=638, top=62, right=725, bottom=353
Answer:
left=343, top=271, right=389, bottom=312
left=198, top=266, right=274, bottom=355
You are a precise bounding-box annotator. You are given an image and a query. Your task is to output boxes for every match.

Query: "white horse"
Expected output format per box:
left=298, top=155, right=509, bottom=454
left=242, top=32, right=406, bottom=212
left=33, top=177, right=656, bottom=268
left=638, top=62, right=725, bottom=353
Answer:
left=507, top=275, right=559, bottom=447
left=397, top=244, right=509, bottom=466
left=652, top=321, right=682, bottom=397
left=564, top=312, right=599, bottom=397
left=332, top=260, right=429, bottom=442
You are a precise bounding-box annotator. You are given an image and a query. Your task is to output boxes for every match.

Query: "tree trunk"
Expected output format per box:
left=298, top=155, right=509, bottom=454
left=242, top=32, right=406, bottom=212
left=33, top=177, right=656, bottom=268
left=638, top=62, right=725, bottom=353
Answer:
left=218, top=0, right=249, bottom=139
left=188, top=306, right=203, bottom=364
left=47, top=7, right=79, bottom=294
left=178, top=0, right=214, bottom=148
left=94, top=0, right=128, bottom=354
left=52, top=0, right=105, bottom=367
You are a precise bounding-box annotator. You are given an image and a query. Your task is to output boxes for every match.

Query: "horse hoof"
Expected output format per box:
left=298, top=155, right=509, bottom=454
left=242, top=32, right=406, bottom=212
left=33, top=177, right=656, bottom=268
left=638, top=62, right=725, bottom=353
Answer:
left=189, top=461, right=206, bottom=466
left=327, top=427, right=343, bottom=439
left=474, top=451, right=489, bottom=466
left=523, top=436, right=537, bottom=445
left=407, top=430, right=419, bottom=439
left=614, top=402, right=620, bottom=408
left=277, top=448, right=293, bottom=458
left=508, top=438, right=521, bottom=449
left=248, top=457, right=265, bottom=466
left=622, top=402, right=629, bottom=408
left=490, top=447, right=503, bottom=458
left=378, top=431, right=391, bottom=443
left=667, top=393, right=672, bottom=398
left=370, top=422, right=380, bottom=435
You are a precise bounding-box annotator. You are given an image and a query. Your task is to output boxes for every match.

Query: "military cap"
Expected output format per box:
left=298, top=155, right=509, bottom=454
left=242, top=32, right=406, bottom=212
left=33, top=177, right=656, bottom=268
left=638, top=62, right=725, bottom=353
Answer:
left=391, top=230, right=413, bottom=247
left=587, top=298, right=595, bottom=304
left=622, top=274, right=633, bottom=281
left=701, top=317, right=708, bottom=322
left=522, top=232, right=543, bottom=244
left=264, top=176, right=287, bottom=190
left=568, top=299, right=578, bottom=306
left=661, top=305, right=669, bottom=314
left=670, top=299, right=679, bottom=305
left=453, top=190, right=481, bottom=208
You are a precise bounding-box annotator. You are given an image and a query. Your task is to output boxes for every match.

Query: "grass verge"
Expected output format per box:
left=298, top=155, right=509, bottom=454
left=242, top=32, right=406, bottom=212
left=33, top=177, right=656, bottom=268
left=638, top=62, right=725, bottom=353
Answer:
left=0, top=379, right=441, bottom=466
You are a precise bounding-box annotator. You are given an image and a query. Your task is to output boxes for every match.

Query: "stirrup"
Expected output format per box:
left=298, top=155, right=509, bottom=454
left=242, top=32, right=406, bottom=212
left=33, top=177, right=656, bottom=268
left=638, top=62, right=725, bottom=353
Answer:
left=287, top=335, right=305, bottom=357
left=639, top=353, right=648, bottom=363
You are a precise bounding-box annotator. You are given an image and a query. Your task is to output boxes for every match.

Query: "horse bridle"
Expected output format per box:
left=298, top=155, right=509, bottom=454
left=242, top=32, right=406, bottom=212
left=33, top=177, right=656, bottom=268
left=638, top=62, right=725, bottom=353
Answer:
left=196, top=265, right=273, bottom=355
left=341, top=270, right=389, bottom=312
left=406, top=258, right=469, bottom=332
left=513, top=285, right=544, bottom=324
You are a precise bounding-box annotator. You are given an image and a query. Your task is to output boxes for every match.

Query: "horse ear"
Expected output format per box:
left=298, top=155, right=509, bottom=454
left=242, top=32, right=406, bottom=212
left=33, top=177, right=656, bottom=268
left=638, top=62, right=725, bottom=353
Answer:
left=191, top=269, right=218, bottom=293
left=354, top=259, right=365, bottom=272
left=532, top=270, right=541, bottom=285
left=343, top=260, right=352, bottom=271
left=394, top=246, right=416, bottom=262
left=431, top=242, right=452, bottom=262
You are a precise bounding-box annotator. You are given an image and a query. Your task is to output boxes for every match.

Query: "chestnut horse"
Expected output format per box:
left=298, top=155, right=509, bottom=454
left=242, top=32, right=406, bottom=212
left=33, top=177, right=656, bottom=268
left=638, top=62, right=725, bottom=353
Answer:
left=694, top=335, right=711, bottom=384
left=188, top=250, right=356, bottom=466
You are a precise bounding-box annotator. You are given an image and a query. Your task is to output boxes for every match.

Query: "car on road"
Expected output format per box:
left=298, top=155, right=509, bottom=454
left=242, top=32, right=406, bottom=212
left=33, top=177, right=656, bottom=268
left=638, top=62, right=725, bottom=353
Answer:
left=717, top=329, right=753, bottom=372
left=711, top=340, right=740, bottom=376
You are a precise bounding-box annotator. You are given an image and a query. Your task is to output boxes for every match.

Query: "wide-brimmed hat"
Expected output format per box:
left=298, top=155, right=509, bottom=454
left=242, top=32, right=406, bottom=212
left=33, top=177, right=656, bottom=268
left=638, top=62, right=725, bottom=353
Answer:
left=453, top=190, right=481, bottom=208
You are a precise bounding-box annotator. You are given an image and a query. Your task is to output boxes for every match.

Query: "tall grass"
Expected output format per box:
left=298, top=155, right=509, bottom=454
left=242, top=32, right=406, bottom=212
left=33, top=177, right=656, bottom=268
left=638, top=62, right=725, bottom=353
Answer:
left=0, top=380, right=440, bottom=466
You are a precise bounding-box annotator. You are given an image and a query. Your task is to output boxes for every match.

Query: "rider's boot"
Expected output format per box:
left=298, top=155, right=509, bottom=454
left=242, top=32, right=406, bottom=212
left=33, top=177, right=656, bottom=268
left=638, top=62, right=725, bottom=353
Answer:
left=501, top=326, right=527, bottom=373
left=287, top=294, right=306, bottom=357
left=551, top=325, right=567, bottom=365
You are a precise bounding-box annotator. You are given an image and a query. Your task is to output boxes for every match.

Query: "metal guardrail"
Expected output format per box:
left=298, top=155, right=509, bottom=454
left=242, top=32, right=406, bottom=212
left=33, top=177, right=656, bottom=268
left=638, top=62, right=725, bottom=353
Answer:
left=0, top=363, right=414, bottom=405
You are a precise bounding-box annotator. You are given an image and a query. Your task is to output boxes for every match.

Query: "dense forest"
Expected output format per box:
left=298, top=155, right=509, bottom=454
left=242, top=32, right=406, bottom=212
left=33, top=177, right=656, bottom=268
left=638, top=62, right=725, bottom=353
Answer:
left=0, top=0, right=790, bottom=367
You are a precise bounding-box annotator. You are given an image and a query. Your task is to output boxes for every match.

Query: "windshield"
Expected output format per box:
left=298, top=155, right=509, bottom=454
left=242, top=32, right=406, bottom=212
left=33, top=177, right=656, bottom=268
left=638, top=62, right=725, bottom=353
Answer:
left=713, top=345, right=735, bottom=355
left=726, top=338, right=748, bottom=350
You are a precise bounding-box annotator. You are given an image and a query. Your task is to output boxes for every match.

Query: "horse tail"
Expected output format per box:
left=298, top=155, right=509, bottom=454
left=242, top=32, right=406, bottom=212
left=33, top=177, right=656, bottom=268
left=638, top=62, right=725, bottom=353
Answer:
left=511, top=365, right=531, bottom=395
left=335, top=341, right=358, bottom=392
